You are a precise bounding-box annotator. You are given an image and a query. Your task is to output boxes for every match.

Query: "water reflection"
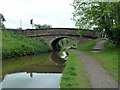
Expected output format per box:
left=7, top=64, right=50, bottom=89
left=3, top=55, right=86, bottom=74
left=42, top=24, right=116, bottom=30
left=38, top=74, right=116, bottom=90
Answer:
left=2, top=72, right=62, bottom=88
left=1, top=51, right=67, bottom=88
left=51, top=51, right=66, bottom=64
left=60, top=51, right=68, bottom=60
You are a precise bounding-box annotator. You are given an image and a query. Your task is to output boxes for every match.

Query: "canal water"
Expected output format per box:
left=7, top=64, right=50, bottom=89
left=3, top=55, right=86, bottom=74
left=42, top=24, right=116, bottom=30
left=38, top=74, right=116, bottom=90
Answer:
left=1, top=51, right=67, bottom=88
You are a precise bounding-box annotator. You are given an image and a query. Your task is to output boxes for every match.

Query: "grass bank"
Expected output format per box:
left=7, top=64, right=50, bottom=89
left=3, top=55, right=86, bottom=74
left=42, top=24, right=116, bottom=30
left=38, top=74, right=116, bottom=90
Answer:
left=2, top=30, right=52, bottom=59
left=77, top=39, right=101, bottom=51
left=60, top=50, right=90, bottom=88
left=77, top=39, right=119, bottom=82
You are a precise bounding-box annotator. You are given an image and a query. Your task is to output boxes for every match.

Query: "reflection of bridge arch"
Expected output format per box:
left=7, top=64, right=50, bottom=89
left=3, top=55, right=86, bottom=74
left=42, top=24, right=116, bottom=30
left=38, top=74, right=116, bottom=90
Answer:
left=51, top=51, right=66, bottom=64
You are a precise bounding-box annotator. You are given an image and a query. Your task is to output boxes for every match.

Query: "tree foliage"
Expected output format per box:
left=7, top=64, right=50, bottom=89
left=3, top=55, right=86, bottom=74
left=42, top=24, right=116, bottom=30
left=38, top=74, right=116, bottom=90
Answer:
left=34, top=24, right=52, bottom=29
left=0, top=13, right=6, bottom=28
left=58, top=38, right=77, bottom=49
left=72, top=1, right=120, bottom=44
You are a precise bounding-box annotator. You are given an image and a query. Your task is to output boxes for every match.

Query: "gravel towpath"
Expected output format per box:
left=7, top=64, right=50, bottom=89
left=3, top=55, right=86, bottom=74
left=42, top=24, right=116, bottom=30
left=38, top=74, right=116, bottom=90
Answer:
left=74, top=40, right=118, bottom=88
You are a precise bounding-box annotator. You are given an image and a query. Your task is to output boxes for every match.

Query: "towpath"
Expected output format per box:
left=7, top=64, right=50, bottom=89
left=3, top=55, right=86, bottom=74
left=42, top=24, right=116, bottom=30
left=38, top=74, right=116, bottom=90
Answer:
left=74, top=40, right=119, bottom=88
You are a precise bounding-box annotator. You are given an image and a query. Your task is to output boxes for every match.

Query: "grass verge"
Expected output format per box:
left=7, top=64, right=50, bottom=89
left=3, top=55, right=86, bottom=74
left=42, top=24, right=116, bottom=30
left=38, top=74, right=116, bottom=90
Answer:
left=60, top=50, right=90, bottom=88
left=2, top=30, right=52, bottom=59
left=77, top=39, right=101, bottom=51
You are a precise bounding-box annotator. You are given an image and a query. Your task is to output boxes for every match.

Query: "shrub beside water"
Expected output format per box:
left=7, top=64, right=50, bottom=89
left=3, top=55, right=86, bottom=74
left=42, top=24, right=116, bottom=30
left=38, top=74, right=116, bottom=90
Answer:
left=2, top=30, right=52, bottom=59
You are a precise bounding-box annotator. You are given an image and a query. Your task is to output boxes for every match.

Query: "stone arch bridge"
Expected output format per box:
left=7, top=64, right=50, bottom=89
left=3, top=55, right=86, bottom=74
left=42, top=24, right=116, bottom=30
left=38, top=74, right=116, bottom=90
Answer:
left=25, top=28, right=98, bottom=50
left=3, top=28, right=99, bottom=50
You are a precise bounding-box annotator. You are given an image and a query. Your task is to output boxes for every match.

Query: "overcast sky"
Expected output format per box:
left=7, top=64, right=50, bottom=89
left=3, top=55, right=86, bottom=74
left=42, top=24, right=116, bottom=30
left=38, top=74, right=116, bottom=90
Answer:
left=0, top=0, right=76, bottom=29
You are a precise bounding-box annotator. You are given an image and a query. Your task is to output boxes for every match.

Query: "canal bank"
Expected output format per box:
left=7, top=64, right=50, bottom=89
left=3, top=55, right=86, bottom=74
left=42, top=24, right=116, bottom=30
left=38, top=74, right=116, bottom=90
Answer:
left=60, top=50, right=90, bottom=88
left=2, top=30, right=52, bottom=59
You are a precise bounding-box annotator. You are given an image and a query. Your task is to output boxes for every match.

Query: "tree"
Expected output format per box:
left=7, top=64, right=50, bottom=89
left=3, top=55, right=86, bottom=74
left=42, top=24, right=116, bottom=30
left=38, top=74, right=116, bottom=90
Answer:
left=72, top=1, right=120, bottom=44
left=0, top=13, right=6, bottom=28
left=34, top=24, right=52, bottom=29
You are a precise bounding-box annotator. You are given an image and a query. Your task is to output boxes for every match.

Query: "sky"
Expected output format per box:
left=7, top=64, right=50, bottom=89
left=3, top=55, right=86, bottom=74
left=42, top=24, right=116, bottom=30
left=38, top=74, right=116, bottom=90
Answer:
left=0, top=0, right=76, bottom=29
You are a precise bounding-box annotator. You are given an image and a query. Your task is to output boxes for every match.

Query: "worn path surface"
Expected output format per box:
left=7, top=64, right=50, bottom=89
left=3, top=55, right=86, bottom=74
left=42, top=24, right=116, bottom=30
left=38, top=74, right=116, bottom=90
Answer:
left=92, top=40, right=106, bottom=52
left=74, top=40, right=118, bottom=88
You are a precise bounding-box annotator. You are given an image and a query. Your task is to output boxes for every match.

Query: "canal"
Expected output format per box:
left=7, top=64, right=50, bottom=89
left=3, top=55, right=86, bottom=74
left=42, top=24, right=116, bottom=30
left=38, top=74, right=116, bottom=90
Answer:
left=1, top=51, right=67, bottom=88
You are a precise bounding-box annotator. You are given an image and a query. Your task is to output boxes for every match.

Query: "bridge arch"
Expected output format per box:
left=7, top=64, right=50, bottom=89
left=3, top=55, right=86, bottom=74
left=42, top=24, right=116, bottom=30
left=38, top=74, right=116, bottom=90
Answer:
left=50, top=36, right=78, bottom=51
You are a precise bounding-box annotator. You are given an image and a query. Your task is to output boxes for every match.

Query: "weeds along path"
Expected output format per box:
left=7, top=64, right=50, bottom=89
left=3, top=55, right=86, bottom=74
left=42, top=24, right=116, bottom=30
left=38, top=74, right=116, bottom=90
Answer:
left=74, top=40, right=118, bottom=88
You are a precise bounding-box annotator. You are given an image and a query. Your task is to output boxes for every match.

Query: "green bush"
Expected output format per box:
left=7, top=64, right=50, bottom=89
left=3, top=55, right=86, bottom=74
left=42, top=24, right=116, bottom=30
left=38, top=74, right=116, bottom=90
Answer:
left=104, top=40, right=118, bottom=50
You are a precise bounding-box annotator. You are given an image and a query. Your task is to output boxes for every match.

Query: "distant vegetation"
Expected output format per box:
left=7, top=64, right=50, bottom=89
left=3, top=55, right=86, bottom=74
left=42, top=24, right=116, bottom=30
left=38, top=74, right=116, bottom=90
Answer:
left=2, top=30, right=52, bottom=59
left=58, top=38, right=77, bottom=50
left=60, top=50, right=90, bottom=88
left=34, top=24, right=52, bottom=29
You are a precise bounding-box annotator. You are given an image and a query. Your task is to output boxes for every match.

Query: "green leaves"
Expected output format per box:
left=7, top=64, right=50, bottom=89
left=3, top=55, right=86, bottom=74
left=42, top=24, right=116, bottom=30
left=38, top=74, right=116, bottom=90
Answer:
left=72, top=1, right=120, bottom=44
left=0, top=13, right=6, bottom=28
left=58, top=38, right=77, bottom=50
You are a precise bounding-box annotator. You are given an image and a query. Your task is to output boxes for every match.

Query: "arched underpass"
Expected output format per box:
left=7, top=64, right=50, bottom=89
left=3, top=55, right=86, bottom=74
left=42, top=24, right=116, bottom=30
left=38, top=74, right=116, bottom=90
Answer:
left=51, top=37, right=77, bottom=51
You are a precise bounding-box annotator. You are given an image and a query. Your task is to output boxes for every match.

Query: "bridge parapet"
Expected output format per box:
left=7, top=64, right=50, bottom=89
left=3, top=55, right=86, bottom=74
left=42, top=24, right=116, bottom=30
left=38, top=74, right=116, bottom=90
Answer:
left=26, top=28, right=77, bottom=37
left=26, top=28, right=98, bottom=38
